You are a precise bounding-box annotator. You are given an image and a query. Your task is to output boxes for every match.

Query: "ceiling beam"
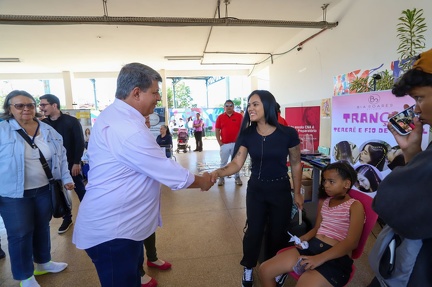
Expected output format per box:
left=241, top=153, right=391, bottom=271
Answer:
left=0, top=15, right=338, bottom=29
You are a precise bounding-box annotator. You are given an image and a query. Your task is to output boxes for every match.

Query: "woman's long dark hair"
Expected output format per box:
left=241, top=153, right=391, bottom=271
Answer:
left=232, top=90, right=280, bottom=157
left=355, top=164, right=382, bottom=192
left=361, top=142, right=388, bottom=171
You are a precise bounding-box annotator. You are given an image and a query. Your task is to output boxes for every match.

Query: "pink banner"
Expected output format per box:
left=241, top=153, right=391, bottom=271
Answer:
left=331, top=91, right=429, bottom=197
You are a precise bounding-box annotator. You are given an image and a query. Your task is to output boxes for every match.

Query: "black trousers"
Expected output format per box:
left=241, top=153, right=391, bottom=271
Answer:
left=139, top=232, right=158, bottom=276
left=63, top=163, right=87, bottom=221
left=241, top=175, right=292, bottom=268
left=194, top=131, right=203, bottom=151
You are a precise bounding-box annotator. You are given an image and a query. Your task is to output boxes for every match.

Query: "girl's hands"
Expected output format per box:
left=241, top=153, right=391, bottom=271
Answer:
left=299, top=254, right=325, bottom=271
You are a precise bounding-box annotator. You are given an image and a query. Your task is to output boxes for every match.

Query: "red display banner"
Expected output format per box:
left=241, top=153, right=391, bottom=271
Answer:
left=285, top=106, right=320, bottom=153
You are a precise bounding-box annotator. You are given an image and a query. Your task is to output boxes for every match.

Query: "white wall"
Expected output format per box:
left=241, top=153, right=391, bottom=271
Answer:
left=262, top=0, right=432, bottom=147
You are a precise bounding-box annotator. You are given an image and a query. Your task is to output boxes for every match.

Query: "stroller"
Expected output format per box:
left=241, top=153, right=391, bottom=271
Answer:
left=176, top=128, right=191, bottom=153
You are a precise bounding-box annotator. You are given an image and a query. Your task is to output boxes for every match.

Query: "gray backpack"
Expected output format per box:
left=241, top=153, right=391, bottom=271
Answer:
left=369, top=224, right=423, bottom=287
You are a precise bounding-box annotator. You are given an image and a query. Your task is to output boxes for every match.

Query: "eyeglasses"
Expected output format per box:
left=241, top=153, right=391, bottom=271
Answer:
left=39, top=103, right=51, bottom=107
left=225, top=104, right=234, bottom=107
left=10, top=103, right=36, bottom=110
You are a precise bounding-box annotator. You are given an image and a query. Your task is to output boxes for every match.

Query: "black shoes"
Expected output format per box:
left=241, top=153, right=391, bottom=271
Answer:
left=58, top=219, right=73, bottom=234
left=275, top=273, right=288, bottom=287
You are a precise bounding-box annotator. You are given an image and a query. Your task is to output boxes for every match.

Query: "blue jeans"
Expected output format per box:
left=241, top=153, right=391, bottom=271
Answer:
left=220, top=143, right=240, bottom=179
left=86, top=238, right=143, bottom=287
left=0, top=184, right=52, bottom=280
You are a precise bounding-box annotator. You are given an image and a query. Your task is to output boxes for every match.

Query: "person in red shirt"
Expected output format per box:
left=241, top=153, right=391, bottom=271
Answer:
left=276, top=103, right=288, bottom=126
left=215, top=100, right=243, bottom=186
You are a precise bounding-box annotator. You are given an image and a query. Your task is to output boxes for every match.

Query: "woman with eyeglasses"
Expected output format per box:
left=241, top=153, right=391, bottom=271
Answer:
left=0, top=90, right=74, bottom=287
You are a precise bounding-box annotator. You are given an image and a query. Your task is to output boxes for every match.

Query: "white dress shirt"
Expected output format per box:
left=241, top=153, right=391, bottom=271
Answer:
left=73, top=99, right=195, bottom=249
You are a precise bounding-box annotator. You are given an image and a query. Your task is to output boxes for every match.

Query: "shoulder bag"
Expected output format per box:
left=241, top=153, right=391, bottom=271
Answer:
left=17, top=128, right=72, bottom=218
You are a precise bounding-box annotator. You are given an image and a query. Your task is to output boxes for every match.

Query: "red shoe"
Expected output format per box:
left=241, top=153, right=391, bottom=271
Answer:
left=141, top=277, right=158, bottom=287
left=147, top=260, right=172, bottom=270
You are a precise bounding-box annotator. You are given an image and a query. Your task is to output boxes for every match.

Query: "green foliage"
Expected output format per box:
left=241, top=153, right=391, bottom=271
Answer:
left=349, top=70, right=395, bottom=93
left=157, top=81, right=192, bottom=108
left=349, top=76, right=370, bottom=93
left=372, top=70, right=394, bottom=91
left=397, top=8, right=427, bottom=72
left=173, top=82, right=193, bottom=108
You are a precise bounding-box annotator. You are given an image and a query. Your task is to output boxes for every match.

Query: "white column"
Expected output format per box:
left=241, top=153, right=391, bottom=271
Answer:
left=62, top=71, right=75, bottom=109
left=159, top=69, right=169, bottom=124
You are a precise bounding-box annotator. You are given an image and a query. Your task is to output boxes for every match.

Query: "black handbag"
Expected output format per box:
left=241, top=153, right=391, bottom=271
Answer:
left=17, top=128, right=71, bottom=218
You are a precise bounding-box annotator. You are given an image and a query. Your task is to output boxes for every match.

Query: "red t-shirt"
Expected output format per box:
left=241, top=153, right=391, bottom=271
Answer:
left=278, top=114, right=288, bottom=126
left=215, top=112, right=243, bottom=144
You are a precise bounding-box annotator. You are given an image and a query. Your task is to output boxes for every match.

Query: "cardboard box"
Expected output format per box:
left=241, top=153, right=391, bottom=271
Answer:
left=301, top=179, right=313, bottom=201
left=289, top=176, right=313, bottom=201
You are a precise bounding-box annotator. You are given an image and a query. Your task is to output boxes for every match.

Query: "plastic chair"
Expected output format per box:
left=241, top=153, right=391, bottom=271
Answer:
left=277, top=188, right=378, bottom=285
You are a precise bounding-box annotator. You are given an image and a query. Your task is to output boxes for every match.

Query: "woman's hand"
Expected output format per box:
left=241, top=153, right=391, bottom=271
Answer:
left=210, top=170, right=220, bottom=184
left=64, top=182, right=75, bottom=190
left=388, top=108, right=423, bottom=162
left=294, top=192, right=304, bottom=211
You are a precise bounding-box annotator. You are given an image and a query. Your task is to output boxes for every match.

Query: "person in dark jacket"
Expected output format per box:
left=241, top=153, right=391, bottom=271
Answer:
left=370, top=48, right=432, bottom=286
left=39, top=94, right=85, bottom=234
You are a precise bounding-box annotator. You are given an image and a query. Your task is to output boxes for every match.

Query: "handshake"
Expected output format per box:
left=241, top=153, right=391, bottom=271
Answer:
left=196, top=172, right=215, bottom=191
left=194, top=170, right=225, bottom=191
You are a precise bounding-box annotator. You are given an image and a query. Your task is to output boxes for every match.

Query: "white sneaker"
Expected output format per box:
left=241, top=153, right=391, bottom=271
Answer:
left=20, top=275, right=40, bottom=287
left=34, top=261, right=68, bottom=275
left=235, top=177, right=243, bottom=186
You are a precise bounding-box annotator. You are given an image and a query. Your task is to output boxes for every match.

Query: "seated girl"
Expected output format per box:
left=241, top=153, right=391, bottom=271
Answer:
left=259, top=161, right=365, bottom=287
left=156, top=125, right=173, bottom=158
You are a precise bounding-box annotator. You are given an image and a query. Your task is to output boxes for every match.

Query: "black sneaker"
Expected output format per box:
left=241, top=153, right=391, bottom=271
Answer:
left=0, top=247, right=5, bottom=259
left=275, top=273, right=288, bottom=287
left=58, top=219, right=73, bottom=234
left=242, top=267, right=253, bottom=287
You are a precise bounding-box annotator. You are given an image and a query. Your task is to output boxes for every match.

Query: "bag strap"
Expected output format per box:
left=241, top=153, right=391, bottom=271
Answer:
left=16, top=129, right=55, bottom=182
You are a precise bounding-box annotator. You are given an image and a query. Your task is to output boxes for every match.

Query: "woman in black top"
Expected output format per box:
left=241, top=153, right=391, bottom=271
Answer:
left=211, top=90, right=303, bottom=287
left=156, top=125, right=173, bottom=158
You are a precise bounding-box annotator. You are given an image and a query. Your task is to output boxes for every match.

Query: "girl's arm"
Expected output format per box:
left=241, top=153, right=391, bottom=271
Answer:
left=211, top=145, right=248, bottom=181
left=299, top=200, right=323, bottom=242
left=302, top=201, right=365, bottom=270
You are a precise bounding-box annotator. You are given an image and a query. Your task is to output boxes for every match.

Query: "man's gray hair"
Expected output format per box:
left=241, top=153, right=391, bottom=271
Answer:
left=115, top=63, right=162, bottom=100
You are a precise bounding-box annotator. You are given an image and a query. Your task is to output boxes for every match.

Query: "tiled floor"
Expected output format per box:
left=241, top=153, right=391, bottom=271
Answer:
left=0, top=139, right=379, bottom=287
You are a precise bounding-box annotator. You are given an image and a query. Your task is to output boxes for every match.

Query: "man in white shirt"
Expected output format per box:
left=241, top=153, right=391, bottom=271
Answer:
left=72, top=63, right=213, bottom=287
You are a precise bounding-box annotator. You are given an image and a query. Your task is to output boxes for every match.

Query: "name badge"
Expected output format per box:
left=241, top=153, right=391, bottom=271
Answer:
left=31, top=148, right=40, bottom=159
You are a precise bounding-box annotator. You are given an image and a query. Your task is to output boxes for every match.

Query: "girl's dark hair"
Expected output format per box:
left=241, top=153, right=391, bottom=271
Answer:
left=392, top=68, right=432, bottom=97
left=233, top=90, right=280, bottom=156
left=318, top=161, right=357, bottom=198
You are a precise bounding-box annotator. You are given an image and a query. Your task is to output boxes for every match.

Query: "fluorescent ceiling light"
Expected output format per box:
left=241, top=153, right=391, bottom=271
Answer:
left=164, top=56, right=202, bottom=61
left=0, top=58, right=20, bottom=62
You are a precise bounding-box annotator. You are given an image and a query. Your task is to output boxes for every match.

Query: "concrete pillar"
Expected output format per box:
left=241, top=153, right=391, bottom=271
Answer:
left=250, top=75, right=259, bottom=91
left=62, top=71, right=75, bottom=109
left=159, top=69, right=169, bottom=124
